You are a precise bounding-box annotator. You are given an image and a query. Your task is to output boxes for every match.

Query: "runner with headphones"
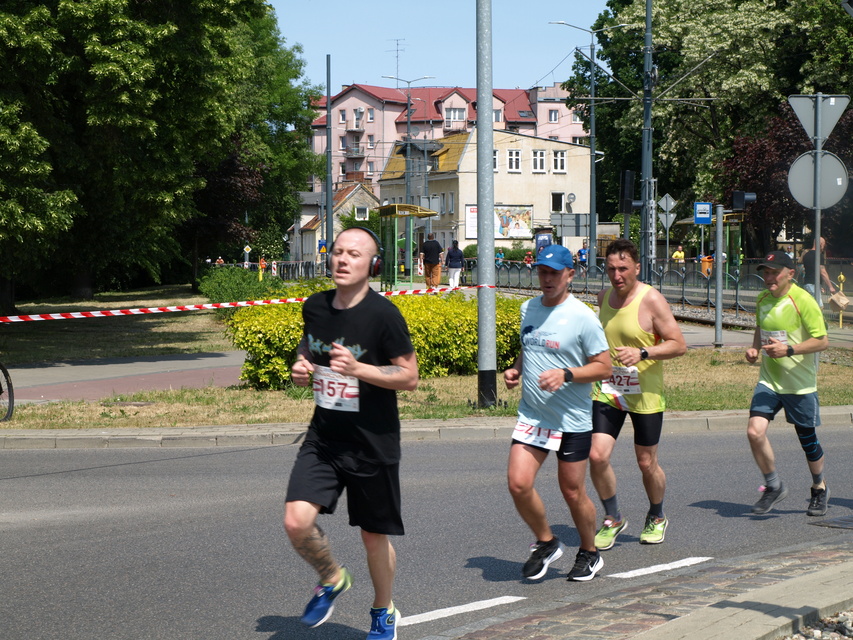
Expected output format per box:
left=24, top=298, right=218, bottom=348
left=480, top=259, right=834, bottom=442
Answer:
left=285, top=227, right=418, bottom=640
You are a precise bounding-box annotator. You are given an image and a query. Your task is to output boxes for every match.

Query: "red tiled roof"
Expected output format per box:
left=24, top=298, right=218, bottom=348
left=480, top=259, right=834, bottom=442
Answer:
left=311, top=84, right=540, bottom=127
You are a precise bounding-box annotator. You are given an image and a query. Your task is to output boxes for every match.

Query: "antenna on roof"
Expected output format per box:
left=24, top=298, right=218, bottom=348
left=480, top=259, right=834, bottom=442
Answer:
left=387, top=39, right=406, bottom=86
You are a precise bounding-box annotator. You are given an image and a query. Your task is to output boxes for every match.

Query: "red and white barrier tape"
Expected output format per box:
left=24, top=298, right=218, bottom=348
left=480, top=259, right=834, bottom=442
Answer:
left=0, top=285, right=496, bottom=324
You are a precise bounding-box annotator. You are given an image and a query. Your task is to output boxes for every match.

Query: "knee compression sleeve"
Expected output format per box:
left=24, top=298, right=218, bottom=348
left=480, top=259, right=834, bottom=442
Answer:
left=795, top=424, right=824, bottom=462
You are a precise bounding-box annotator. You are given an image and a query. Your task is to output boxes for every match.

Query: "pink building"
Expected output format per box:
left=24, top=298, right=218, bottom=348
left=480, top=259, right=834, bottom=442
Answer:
left=310, top=82, right=587, bottom=192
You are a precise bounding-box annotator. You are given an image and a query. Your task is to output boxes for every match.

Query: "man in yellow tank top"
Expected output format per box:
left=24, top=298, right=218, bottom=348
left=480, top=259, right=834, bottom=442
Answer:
left=590, top=239, right=686, bottom=549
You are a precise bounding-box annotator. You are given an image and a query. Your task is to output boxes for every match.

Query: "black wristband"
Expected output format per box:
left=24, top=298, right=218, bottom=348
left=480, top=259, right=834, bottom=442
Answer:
left=563, top=367, right=574, bottom=383
left=787, top=345, right=795, bottom=357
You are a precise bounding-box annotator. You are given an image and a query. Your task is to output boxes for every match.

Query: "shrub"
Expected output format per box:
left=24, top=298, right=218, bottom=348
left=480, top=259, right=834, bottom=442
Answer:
left=462, top=243, right=533, bottom=263
left=225, top=289, right=525, bottom=389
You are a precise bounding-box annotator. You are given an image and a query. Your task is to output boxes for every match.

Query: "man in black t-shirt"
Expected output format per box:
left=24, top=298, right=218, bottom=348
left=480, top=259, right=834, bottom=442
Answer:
left=285, top=227, right=418, bottom=639
left=419, top=233, right=443, bottom=288
left=801, top=237, right=836, bottom=308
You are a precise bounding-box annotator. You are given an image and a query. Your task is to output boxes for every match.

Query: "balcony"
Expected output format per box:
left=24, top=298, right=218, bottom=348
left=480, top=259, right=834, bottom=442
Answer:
left=345, top=144, right=365, bottom=158
left=443, top=119, right=468, bottom=132
left=345, top=119, right=364, bottom=132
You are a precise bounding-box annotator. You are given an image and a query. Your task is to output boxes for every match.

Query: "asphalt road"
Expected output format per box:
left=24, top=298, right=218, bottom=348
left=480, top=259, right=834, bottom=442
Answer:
left=2, top=428, right=852, bottom=640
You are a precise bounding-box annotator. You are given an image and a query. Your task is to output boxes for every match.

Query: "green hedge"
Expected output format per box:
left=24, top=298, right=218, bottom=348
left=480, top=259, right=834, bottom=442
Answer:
left=225, top=288, right=524, bottom=388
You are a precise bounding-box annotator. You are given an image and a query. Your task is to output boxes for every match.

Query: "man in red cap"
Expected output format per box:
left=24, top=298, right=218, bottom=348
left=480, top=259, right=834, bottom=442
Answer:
left=745, top=250, right=830, bottom=516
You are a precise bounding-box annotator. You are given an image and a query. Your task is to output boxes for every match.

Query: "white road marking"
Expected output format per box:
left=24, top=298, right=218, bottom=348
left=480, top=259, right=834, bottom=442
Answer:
left=398, top=596, right=527, bottom=627
left=608, top=556, right=714, bottom=579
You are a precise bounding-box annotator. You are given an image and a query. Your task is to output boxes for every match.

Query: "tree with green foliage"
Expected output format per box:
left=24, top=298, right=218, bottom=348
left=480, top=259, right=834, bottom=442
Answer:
left=562, top=0, right=853, bottom=257
left=0, top=0, right=322, bottom=309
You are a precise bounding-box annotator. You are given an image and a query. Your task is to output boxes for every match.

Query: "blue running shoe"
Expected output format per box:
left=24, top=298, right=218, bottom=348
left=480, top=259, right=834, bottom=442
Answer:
left=367, top=603, right=399, bottom=640
left=300, top=567, right=353, bottom=628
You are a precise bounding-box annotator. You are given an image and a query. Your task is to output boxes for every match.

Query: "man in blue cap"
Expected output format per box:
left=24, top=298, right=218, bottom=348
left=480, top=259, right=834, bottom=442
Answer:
left=504, top=244, right=612, bottom=582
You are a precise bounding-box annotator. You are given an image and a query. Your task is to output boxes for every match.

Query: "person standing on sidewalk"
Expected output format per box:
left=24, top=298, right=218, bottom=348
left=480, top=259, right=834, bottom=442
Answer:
left=445, top=240, right=465, bottom=288
left=504, top=244, right=612, bottom=582
left=745, top=250, right=830, bottom=516
left=285, top=227, right=419, bottom=640
left=801, top=237, right=836, bottom=308
left=419, top=233, right=443, bottom=288
left=590, top=239, right=686, bottom=550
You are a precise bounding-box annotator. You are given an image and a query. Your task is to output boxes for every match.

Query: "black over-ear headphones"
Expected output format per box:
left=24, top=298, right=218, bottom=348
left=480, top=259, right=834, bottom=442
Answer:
left=327, top=227, right=383, bottom=278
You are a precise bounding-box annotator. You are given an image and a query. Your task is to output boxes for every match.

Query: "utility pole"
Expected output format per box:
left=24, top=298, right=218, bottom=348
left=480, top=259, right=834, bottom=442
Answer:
left=382, top=74, right=434, bottom=277
left=640, top=0, right=655, bottom=282
left=551, top=21, right=629, bottom=271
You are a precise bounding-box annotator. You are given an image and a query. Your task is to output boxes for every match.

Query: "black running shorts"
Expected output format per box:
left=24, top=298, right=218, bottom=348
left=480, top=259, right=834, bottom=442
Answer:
left=592, top=400, right=664, bottom=447
left=286, top=439, right=404, bottom=536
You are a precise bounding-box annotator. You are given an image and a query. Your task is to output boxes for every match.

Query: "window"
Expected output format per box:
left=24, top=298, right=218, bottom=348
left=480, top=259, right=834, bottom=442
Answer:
left=549, top=109, right=559, bottom=123
left=367, top=161, right=375, bottom=174
left=355, top=206, right=369, bottom=221
left=572, top=136, right=588, bottom=145
left=507, top=149, right=521, bottom=172
left=553, top=150, right=566, bottom=173
left=517, top=110, right=534, bottom=118
left=339, top=109, right=346, bottom=124
left=551, top=192, right=565, bottom=213
left=532, top=150, right=546, bottom=173
left=339, top=136, right=347, bottom=150
left=339, top=162, right=346, bottom=175
left=367, top=108, right=374, bottom=122
left=367, top=135, right=375, bottom=149
left=493, top=109, right=502, bottom=123
left=445, top=107, right=466, bottom=127
left=493, top=149, right=498, bottom=171
left=572, top=111, right=583, bottom=124
left=449, top=191, right=455, bottom=213
left=440, top=193, right=446, bottom=214
left=352, top=160, right=361, bottom=172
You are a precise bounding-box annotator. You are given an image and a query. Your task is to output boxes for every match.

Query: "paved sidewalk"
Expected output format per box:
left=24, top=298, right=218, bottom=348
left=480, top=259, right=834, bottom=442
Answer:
left=431, top=539, right=853, bottom=640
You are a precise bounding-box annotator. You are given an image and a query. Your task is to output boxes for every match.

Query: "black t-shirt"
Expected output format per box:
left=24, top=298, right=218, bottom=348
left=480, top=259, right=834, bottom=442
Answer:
left=421, top=240, right=443, bottom=265
left=301, top=289, right=414, bottom=463
left=801, top=249, right=824, bottom=283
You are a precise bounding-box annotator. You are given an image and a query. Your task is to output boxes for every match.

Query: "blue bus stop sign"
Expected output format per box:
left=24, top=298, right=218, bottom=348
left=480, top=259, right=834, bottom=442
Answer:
left=694, top=202, right=712, bottom=225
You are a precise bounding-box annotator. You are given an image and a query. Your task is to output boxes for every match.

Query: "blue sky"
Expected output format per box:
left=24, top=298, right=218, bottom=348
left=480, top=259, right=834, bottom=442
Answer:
left=269, top=0, right=611, bottom=93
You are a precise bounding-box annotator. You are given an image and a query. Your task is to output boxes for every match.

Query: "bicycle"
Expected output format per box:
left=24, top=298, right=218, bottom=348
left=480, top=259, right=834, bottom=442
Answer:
left=0, top=361, right=14, bottom=421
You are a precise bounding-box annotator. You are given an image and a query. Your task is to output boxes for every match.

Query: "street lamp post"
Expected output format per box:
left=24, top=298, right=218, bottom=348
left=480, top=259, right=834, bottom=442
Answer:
left=382, top=75, right=435, bottom=278
left=551, top=21, right=628, bottom=273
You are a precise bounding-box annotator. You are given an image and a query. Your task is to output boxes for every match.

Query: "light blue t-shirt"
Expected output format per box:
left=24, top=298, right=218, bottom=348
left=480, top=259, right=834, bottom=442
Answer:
left=517, top=295, right=609, bottom=433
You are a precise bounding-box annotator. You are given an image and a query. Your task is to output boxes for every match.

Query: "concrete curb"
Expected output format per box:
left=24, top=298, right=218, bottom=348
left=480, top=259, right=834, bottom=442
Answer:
left=633, top=560, right=853, bottom=640
left=2, top=407, right=852, bottom=450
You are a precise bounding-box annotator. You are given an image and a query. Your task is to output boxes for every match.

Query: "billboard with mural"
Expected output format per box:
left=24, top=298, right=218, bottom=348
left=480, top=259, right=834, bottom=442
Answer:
left=464, top=204, right=533, bottom=240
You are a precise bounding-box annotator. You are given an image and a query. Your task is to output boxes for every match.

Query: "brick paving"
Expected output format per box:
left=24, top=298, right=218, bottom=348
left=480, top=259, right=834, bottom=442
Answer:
left=423, top=540, right=853, bottom=640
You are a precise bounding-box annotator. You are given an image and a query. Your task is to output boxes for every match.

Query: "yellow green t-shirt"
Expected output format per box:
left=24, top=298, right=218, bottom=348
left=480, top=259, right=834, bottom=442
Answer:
left=756, top=283, right=826, bottom=395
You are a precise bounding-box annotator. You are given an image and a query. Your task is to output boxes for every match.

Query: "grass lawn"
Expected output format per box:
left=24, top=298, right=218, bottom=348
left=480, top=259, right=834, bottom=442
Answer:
left=2, top=284, right=850, bottom=429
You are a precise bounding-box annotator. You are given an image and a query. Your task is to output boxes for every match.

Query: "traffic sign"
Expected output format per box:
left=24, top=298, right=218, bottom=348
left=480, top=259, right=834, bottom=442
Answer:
left=318, top=239, right=327, bottom=254
left=658, top=193, right=677, bottom=213
left=243, top=245, right=252, bottom=254
left=787, top=150, right=849, bottom=210
left=694, top=202, right=712, bottom=225
left=551, top=213, right=590, bottom=237
left=658, top=213, right=676, bottom=230
left=789, top=94, right=849, bottom=144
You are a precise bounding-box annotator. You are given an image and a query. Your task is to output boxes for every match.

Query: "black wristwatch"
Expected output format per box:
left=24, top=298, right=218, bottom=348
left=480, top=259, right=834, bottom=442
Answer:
left=786, top=345, right=795, bottom=357
left=563, top=367, right=574, bottom=383
left=639, top=347, right=649, bottom=361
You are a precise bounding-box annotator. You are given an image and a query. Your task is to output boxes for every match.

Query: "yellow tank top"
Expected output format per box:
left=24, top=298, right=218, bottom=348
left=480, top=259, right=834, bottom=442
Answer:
left=592, top=284, right=665, bottom=413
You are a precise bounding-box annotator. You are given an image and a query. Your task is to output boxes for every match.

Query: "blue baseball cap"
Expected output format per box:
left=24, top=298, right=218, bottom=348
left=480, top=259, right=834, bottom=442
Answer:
left=533, top=245, right=574, bottom=270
